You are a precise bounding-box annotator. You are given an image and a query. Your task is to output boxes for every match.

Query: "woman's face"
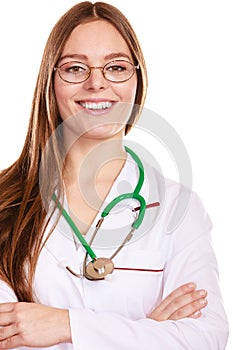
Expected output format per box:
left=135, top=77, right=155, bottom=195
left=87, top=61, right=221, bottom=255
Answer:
left=54, top=20, right=138, bottom=139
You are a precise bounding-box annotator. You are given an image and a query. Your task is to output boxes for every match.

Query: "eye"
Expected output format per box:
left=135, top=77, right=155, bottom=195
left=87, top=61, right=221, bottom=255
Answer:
left=106, top=63, right=126, bottom=73
left=61, top=62, right=88, bottom=74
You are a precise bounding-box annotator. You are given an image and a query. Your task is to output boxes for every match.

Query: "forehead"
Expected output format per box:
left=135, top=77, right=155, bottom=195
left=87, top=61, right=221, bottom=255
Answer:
left=61, top=20, right=133, bottom=60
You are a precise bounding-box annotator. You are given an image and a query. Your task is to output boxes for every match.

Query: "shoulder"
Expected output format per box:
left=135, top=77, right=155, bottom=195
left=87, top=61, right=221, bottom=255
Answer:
left=160, top=178, right=213, bottom=258
left=143, top=161, right=212, bottom=237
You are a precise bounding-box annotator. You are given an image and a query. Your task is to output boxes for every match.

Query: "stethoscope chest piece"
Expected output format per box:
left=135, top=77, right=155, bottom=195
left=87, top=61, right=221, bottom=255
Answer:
left=84, top=258, right=114, bottom=280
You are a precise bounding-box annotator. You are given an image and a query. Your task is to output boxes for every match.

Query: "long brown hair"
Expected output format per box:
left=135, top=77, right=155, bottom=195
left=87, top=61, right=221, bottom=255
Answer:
left=0, top=1, right=148, bottom=301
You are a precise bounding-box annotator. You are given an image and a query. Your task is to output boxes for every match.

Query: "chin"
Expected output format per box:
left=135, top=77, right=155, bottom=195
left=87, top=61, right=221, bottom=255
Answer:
left=83, top=124, right=124, bottom=140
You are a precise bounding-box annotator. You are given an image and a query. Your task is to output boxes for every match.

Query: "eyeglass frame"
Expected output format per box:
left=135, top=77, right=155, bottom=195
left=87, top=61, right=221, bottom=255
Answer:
left=54, top=59, right=140, bottom=84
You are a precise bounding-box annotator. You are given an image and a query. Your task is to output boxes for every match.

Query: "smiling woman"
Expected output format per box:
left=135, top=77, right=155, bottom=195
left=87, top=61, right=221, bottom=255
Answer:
left=0, top=2, right=229, bottom=350
left=53, top=20, right=138, bottom=141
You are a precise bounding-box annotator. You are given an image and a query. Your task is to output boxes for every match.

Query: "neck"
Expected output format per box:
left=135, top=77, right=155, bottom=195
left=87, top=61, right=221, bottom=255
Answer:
left=63, top=136, right=127, bottom=186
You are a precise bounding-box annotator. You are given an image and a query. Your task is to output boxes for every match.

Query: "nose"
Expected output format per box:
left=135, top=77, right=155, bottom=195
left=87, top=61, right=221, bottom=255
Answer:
left=83, top=67, right=109, bottom=91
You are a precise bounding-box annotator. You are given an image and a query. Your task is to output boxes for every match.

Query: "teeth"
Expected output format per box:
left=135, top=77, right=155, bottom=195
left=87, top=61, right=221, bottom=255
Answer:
left=80, top=101, right=113, bottom=110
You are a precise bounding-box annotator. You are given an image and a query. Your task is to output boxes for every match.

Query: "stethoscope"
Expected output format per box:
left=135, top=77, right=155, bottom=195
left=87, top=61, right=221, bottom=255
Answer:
left=53, top=147, right=151, bottom=281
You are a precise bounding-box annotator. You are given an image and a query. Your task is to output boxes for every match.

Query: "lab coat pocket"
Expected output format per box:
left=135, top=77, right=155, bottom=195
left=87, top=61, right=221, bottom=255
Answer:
left=83, top=249, right=166, bottom=319
left=112, top=249, right=166, bottom=319
left=114, top=249, right=165, bottom=273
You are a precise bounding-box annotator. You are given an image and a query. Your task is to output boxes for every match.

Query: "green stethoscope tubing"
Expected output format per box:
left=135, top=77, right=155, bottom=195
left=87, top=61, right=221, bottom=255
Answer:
left=53, top=146, right=146, bottom=262
left=54, top=196, right=98, bottom=261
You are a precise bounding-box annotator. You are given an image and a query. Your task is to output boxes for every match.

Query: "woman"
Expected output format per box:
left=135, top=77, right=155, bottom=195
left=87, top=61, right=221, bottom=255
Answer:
left=0, top=2, right=228, bottom=349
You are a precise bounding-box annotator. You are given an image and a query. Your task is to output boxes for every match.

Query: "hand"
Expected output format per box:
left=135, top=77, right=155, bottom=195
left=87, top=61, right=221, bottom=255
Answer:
left=148, top=282, right=208, bottom=321
left=0, top=302, right=71, bottom=349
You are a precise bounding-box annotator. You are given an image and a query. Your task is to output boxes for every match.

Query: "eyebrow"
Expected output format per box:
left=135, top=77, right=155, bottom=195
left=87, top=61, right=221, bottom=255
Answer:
left=59, top=52, right=132, bottom=63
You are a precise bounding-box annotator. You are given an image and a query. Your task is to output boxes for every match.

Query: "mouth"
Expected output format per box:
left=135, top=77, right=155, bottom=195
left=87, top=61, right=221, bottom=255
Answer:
left=78, top=100, right=114, bottom=111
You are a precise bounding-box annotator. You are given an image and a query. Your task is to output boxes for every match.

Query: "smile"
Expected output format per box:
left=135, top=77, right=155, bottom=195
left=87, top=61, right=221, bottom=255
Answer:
left=79, top=101, right=113, bottom=110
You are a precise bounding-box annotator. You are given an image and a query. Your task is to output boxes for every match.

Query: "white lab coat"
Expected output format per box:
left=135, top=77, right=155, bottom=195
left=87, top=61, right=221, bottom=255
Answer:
left=0, top=153, right=229, bottom=349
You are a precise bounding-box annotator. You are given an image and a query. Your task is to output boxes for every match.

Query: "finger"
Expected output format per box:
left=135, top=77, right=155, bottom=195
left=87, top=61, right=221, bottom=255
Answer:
left=165, top=288, right=207, bottom=315
left=149, top=288, right=207, bottom=321
left=189, top=310, right=202, bottom=319
left=0, top=303, right=17, bottom=327
left=169, top=297, right=208, bottom=320
left=0, top=324, right=18, bottom=342
left=0, top=303, right=16, bottom=313
left=152, top=282, right=197, bottom=315
left=0, top=334, right=21, bottom=349
left=0, top=312, right=13, bottom=326
left=148, top=283, right=196, bottom=320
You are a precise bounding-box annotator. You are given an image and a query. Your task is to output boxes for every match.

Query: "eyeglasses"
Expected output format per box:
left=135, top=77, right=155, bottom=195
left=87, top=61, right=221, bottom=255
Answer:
left=54, top=60, right=139, bottom=84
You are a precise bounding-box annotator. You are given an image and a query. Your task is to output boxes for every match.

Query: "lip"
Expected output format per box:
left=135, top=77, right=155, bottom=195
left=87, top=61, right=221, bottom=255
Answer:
left=78, top=98, right=115, bottom=103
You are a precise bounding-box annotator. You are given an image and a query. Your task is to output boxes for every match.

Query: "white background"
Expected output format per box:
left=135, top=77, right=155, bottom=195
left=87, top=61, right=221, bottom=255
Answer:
left=0, top=1, right=232, bottom=347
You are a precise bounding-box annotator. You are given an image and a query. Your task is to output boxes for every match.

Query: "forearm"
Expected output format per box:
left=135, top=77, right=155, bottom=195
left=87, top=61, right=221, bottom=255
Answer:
left=69, top=307, right=228, bottom=350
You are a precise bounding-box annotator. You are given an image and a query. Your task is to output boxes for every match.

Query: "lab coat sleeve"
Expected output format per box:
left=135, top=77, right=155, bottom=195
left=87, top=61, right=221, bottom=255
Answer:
left=68, top=191, right=229, bottom=350
left=0, top=280, right=17, bottom=302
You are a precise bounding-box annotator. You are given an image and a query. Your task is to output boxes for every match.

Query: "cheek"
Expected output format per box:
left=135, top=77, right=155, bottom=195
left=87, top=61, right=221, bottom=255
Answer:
left=54, top=77, right=69, bottom=104
left=110, top=75, right=137, bottom=103
left=121, top=77, right=137, bottom=103
left=54, top=77, right=78, bottom=119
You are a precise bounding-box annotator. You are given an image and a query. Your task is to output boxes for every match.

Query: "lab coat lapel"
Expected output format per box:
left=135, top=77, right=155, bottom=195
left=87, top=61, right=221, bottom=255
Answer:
left=34, top=216, right=87, bottom=307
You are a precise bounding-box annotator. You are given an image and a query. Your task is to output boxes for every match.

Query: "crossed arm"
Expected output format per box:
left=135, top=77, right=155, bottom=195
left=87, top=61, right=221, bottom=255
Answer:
left=0, top=282, right=207, bottom=349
